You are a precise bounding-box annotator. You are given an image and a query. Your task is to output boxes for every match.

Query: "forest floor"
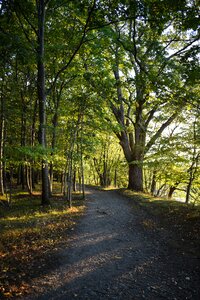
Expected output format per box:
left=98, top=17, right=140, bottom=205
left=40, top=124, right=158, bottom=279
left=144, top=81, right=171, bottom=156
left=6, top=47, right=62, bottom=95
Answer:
left=0, top=187, right=200, bottom=300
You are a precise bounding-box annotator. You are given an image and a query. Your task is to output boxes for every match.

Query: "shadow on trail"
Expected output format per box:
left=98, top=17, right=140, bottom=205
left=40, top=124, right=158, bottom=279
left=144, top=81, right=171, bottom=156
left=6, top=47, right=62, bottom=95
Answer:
left=26, top=235, right=160, bottom=300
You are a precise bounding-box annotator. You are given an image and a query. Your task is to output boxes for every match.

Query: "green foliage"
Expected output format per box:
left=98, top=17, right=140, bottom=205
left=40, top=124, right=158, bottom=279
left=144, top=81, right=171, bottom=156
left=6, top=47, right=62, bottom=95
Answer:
left=0, top=0, right=199, bottom=200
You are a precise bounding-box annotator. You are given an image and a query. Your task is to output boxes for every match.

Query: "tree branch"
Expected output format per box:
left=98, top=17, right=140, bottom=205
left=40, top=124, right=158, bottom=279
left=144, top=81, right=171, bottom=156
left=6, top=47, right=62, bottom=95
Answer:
left=50, top=0, right=96, bottom=91
left=15, top=2, right=37, bottom=36
left=145, top=107, right=157, bottom=128
left=157, top=35, right=200, bottom=77
left=145, top=112, right=178, bottom=154
left=15, top=10, right=37, bottom=51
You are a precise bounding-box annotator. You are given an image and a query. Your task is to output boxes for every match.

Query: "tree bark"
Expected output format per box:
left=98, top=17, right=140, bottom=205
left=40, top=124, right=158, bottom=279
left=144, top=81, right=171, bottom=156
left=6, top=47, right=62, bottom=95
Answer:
left=168, top=186, right=177, bottom=199
left=185, top=179, right=192, bottom=204
left=73, top=169, right=77, bottom=192
left=20, top=92, right=26, bottom=190
left=80, top=121, right=85, bottom=199
left=168, top=181, right=180, bottom=199
left=128, top=163, right=143, bottom=191
left=37, top=0, right=50, bottom=205
left=0, top=96, right=5, bottom=195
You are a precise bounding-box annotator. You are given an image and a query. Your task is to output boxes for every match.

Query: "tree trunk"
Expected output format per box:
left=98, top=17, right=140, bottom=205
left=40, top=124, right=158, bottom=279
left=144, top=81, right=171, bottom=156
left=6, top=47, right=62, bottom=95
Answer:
left=185, top=180, right=192, bottom=204
left=49, top=162, right=53, bottom=195
left=37, top=0, right=49, bottom=205
left=150, top=170, right=156, bottom=195
left=67, top=158, right=73, bottom=208
left=49, top=109, right=59, bottom=195
left=185, top=121, right=199, bottom=204
left=80, top=130, right=85, bottom=199
left=156, top=183, right=166, bottom=197
left=30, top=97, right=38, bottom=192
left=20, top=165, right=26, bottom=190
left=20, top=91, right=27, bottom=190
left=73, top=169, right=76, bottom=192
left=26, top=165, right=33, bottom=195
left=168, top=182, right=180, bottom=199
left=0, top=102, right=5, bottom=196
left=114, top=168, right=117, bottom=187
left=128, top=163, right=143, bottom=191
left=168, top=186, right=177, bottom=199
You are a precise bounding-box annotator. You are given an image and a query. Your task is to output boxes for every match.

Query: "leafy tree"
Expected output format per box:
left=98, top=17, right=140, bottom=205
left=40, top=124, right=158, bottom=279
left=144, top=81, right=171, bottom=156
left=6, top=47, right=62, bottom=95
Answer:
left=85, top=0, right=200, bottom=191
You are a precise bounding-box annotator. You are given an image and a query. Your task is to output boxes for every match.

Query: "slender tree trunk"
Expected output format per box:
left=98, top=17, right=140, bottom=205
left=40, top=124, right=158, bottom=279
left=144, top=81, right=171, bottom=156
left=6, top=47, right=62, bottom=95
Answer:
left=26, top=165, right=33, bottom=195
left=168, top=186, right=177, bottom=199
left=80, top=124, right=85, bottom=199
left=31, top=97, right=38, bottom=191
left=37, top=0, right=49, bottom=205
left=49, top=110, right=58, bottom=195
left=67, top=155, right=73, bottom=207
left=73, top=169, right=77, bottom=192
left=185, top=165, right=196, bottom=204
left=0, top=99, right=5, bottom=195
left=185, top=180, right=192, bottom=204
left=114, top=168, right=117, bottom=187
left=63, top=170, right=67, bottom=196
left=20, top=165, right=26, bottom=190
left=185, top=121, right=199, bottom=204
left=20, top=93, right=27, bottom=190
left=49, top=163, right=53, bottom=194
left=168, top=182, right=180, bottom=199
left=78, top=167, right=82, bottom=192
left=150, top=170, right=157, bottom=195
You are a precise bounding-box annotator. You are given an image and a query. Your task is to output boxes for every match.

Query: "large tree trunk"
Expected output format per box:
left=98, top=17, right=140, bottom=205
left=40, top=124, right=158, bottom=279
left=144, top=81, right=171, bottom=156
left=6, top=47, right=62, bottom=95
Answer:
left=112, top=47, right=145, bottom=192
left=128, top=163, right=143, bottom=191
left=110, top=26, right=180, bottom=194
left=119, top=130, right=145, bottom=192
left=37, top=0, right=49, bottom=205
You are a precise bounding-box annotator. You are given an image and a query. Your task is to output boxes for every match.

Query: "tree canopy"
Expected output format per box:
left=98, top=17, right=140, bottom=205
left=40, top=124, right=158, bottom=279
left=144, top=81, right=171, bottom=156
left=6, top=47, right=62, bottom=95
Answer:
left=0, top=0, right=199, bottom=205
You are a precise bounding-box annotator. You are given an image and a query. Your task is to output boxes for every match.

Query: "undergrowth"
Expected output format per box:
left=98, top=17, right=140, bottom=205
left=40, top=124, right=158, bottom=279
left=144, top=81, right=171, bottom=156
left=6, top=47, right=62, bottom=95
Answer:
left=0, top=190, right=85, bottom=299
left=122, top=189, right=200, bottom=220
left=121, top=189, right=200, bottom=256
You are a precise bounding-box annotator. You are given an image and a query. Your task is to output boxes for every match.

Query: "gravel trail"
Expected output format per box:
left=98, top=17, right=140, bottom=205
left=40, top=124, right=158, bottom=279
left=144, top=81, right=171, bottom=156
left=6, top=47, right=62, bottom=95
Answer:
left=21, top=188, right=199, bottom=300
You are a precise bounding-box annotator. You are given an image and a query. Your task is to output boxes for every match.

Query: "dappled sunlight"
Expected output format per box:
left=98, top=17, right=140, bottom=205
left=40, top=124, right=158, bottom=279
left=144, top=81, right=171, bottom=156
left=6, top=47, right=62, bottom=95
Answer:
left=1, top=206, right=85, bottom=222
left=1, top=187, right=199, bottom=299
left=68, top=232, right=119, bottom=248
left=23, top=236, right=160, bottom=300
left=0, top=194, right=86, bottom=298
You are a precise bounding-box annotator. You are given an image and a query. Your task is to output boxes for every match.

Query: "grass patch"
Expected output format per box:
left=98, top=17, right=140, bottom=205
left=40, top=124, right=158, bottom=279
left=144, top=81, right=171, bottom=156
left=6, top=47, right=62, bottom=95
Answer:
left=121, top=189, right=200, bottom=255
left=122, top=189, right=200, bottom=220
left=0, top=191, right=85, bottom=299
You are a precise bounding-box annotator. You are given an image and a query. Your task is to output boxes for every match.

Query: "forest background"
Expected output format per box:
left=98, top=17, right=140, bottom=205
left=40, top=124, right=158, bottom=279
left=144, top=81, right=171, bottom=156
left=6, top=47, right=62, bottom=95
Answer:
left=0, top=0, right=199, bottom=206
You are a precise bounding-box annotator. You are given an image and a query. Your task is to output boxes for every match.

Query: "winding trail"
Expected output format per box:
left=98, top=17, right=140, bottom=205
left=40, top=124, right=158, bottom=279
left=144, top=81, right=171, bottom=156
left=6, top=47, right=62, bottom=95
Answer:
left=22, top=188, right=199, bottom=300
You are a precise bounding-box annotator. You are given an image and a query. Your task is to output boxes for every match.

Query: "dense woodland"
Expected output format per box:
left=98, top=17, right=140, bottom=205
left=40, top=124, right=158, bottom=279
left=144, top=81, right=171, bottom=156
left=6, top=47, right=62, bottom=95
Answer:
left=0, top=0, right=199, bottom=206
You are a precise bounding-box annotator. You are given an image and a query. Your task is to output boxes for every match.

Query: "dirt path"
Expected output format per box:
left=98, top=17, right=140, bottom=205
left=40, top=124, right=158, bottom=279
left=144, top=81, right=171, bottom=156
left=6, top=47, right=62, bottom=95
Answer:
left=22, top=188, right=199, bottom=300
